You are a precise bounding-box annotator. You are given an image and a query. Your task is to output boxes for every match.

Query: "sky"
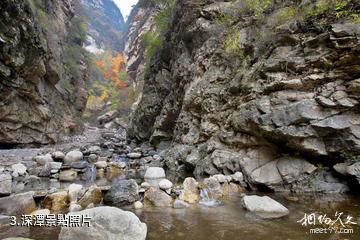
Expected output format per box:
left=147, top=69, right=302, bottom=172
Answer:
left=113, top=0, right=138, bottom=19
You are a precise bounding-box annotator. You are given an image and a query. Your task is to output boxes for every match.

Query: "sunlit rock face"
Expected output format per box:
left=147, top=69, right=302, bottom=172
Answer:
left=79, top=0, right=126, bottom=53
left=128, top=0, right=360, bottom=192
left=0, top=0, right=88, bottom=146
left=124, top=0, right=157, bottom=83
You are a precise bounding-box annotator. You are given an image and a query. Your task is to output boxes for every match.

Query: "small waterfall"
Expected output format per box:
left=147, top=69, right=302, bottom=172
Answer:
left=86, top=164, right=97, bottom=184
left=199, top=188, right=221, bottom=207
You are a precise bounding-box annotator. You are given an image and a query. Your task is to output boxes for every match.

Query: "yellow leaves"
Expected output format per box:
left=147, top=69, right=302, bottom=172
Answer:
left=95, top=52, right=127, bottom=90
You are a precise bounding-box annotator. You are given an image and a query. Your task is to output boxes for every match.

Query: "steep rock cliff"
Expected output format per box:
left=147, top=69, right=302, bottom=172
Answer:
left=124, top=0, right=157, bottom=83
left=80, top=0, right=126, bottom=53
left=129, top=0, right=360, bottom=192
left=0, top=0, right=88, bottom=146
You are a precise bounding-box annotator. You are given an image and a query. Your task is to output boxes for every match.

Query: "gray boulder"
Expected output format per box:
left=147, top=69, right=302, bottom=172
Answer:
left=64, top=150, right=83, bottom=163
left=59, top=206, right=147, bottom=240
left=241, top=195, right=289, bottom=219
left=103, top=180, right=139, bottom=207
left=0, top=191, right=36, bottom=215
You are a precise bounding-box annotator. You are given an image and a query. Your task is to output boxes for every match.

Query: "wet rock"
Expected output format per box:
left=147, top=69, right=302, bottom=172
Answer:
left=59, top=206, right=147, bottom=240
left=59, top=170, right=78, bottom=182
left=95, top=161, right=108, bottom=169
left=64, top=150, right=83, bottom=163
left=69, top=161, right=88, bottom=169
left=241, top=195, right=289, bottom=219
left=31, top=209, right=50, bottom=216
left=144, top=167, right=165, bottom=179
left=69, top=203, right=82, bottom=212
left=68, top=183, right=83, bottom=202
left=78, top=185, right=102, bottom=208
left=0, top=192, right=36, bottom=215
left=34, top=154, right=53, bottom=165
left=39, top=163, right=52, bottom=177
left=133, top=201, right=143, bottom=209
left=52, top=151, right=65, bottom=161
left=0, top=173, right=12, bottom=196
left=179, top=177, right=200, bottom=204
left=88, top=146, right=101, bottom=154
left=88, top=154, right=98, bottom=162
left=103, top=180, right=139, bottom=207
left=11, top=163, right=27, bottom=176
left=43, top=191, right=70, bottom=213
left=158, top=179, right=173, bottom=191
left=145, top=187, right=173, bottom=207
left=173, top=199, right=189, bottom=209
left=50, top=162, right=62, bottom=170
left=204, top=177, right=223, bottom=199
left=128, top=152, right=142, bottom=159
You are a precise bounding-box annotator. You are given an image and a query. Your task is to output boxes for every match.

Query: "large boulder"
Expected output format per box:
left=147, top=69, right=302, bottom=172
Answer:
left=64, top=150, right=83, bottom=163
left=78, top=185, right=102, bottom=208
left=0, top=192, right=36, bottom=215
left=179, top=177, right=200, bottom=203
left=103, top=180, right=139, bottom=207
left=59, top=206, right=147, bottom=240
left=241, top=195, right=289, bottom=219
left=43, top=191, right=70, bottom=213
left=144, top=187, right=173, bottom=207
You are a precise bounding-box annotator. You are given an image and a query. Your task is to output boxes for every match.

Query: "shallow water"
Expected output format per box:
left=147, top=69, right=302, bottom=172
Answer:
left=137, top=194, right=360, bottom=240
left=1, top=193, right=359, bottom=240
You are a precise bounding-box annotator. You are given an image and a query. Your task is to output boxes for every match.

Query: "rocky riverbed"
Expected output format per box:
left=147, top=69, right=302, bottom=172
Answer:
left=0, top=126, right=359, bottom=240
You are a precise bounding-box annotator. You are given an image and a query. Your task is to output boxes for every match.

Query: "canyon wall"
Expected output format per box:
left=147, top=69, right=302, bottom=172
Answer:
left=0, top=0, right=88, bottom=146
left=129, top=0, right=360, bottom=193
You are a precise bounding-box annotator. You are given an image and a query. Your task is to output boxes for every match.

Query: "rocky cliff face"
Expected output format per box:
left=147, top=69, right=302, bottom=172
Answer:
left=129, top=0, right=360, bottom=193
left=0, top=0, right=88, bottom=146
left=124, top=0, right=157, bottom=83
left=80, top=0, right=126, bottom=53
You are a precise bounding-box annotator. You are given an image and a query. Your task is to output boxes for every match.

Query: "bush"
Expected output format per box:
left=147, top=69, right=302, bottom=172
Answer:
left=142, top=0, right=177, bottom=64
left=224, top=29, right=244, bottom=58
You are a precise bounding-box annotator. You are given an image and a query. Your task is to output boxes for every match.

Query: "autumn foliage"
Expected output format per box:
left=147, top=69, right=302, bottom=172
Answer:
left=95, top=53, right=128, bottom=89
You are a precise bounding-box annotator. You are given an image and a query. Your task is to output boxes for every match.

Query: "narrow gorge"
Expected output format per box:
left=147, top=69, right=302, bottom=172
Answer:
left=0, top=0, right=360, bottom=240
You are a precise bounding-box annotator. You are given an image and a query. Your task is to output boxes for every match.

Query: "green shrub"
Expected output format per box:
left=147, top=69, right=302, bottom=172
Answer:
left=224, top=29, right=244, bottom=58
left=304, top=0, right=354, bottom=19
left=143, top=0, right=176, bottom=64
left=276, top=6, right=298, bottom=23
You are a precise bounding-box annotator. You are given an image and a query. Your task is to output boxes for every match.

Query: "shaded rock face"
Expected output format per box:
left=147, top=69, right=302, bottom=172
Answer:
left=0, top=0, right=88, bottom=146
left=129, top=0, right=360, bottom=192
left=79, top=0, right=126, bottom=53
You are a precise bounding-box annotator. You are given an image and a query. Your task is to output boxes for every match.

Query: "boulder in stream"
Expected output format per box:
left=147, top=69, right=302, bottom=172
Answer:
left=0, top=191, right=36, bottom=215
left=144, top=187, right=173, bottom=207
left=59, top=206, right=147, bottom=240
left=64, top=150, right=83, bottom=163
left=241, top=195, right=289, bottom=219
left=103, top=179, right=139, bottom=207
left=179, top=177, right=200, bottom=204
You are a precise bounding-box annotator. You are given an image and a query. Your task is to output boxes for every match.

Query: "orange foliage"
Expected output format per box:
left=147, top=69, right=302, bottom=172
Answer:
left=95, top=53, right=128, bottom=89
